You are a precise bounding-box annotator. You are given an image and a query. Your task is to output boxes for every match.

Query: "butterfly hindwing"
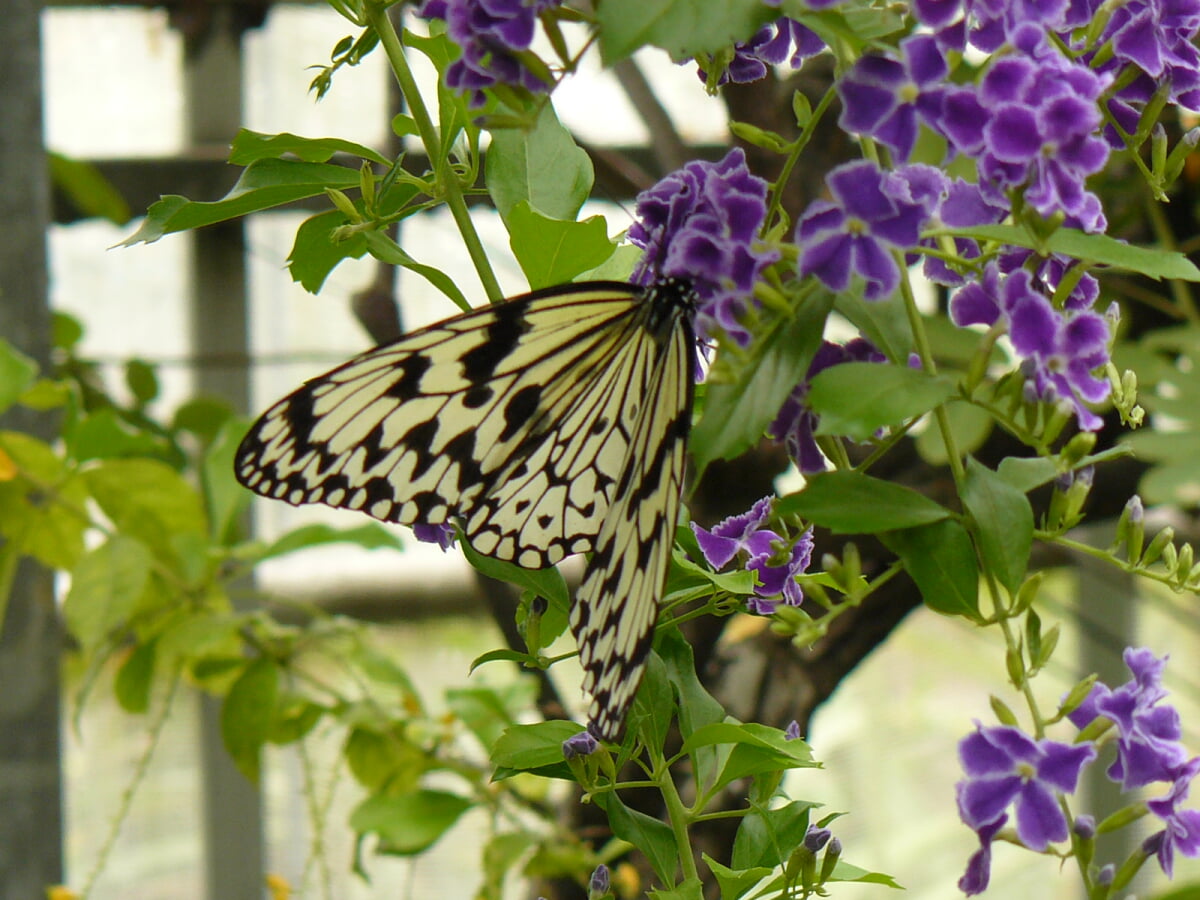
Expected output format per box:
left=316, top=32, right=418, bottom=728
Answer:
left=569, top=283, right=695, bottom=741
left=236, top=282, right=652, bottom=568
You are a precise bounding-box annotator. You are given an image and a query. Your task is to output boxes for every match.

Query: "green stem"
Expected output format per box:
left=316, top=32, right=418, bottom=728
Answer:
left=658, top=762, right=699, bottom=885
left=364, top=2, right=503, bottom=303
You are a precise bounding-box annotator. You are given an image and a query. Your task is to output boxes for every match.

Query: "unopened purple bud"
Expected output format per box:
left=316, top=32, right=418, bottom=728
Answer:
left=1073, top=815, right=1096, bottom=839
left=1143, top=831, right=1166, bottom=855
left=1126, top=495, right=1144, bottom=523
left=1097, top=864, right=1115, bottom=885
left=589, top=863, right=610, bottom=899
left=828, top=836, right=842, bottom=856
left=1054, top=470, right=1074, bottom=492
left=1075, top=466, right=1094, bottom=489
left=563, top=731, right=599, bottom=760
left=786, top=720, right=802, bottom=740
left=804, top=825, right=832, bottom=852
left=1105, top=302, right=1121, bottom=327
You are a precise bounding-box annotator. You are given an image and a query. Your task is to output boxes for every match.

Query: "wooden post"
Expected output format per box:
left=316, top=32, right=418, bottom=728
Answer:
left=182, top=8, right=266, bottom=899
left=0, top=0, right=66, bottom=895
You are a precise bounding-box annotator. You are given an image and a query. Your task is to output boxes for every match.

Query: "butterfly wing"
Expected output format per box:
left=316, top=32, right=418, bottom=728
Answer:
left=569, top=282, right=695, bottom=741
left=235, top=282, right=650, bottom=568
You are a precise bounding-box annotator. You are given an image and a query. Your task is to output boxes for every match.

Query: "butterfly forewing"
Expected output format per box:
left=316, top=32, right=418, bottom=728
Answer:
left=236, top=283, right=651, bottom=568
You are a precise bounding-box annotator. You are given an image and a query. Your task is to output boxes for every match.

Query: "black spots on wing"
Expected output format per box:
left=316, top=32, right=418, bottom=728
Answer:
left=443, top=430, right=484, bottom=490
left=460, top=300, right=531, bottom=384
left=463, top=384, right=494, bottom=409
left=514, top=498, right=530, bottom=514
left=589, top=417, right=608, bottom=436
left=385, top=354, right=432, bottom=402
left=361, top=421, right=390, bottom=471
left=410, top=490, right=444, bottom=519
left=402, top=419, right=439, bottom=475
left=537, top=514, right=553, bottom=529
left=501, top=384, right=542, bottom=442
left=578, top=499, right=596, bottom=518
left=363, top=476, right=394, bottom=507
left=282, top=392, right=318, bottom=451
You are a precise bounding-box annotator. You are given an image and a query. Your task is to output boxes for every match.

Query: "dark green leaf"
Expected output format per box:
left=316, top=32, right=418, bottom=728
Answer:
left=114, top=639, right=157, bottom=714
left=833, top=292, right=912, bottom=363
left=506, top=203, right=615, bottom=289
left=594, top=791, right=678, bottom=883
left=221, top=657, right=280, bottom=782
left=955, top=224, right=1200, bottom=281
left=0, top=339, right=38, bottom=415
left=350, top=789, right=472, bottom=855
left=961, top=458, right=1033, bottom=597
left=124, top=359, right=159, bottom=405
left=702, top=854, right=772, bottom=900
left=287, top=209, right=370, bottom=294
left=881, top=519, right=980, bottom=619
left=777, top=470, right=952, bottom=533
left=361, top=231, right=470, bottom=311
left=691, top=291, right=832, bottom=474
left=915, top=400, right=994, bottom=464
left=597, top=0, right=776, bottom=63
left=491, top=720, right=585, bottom=772
left=629, top=652, right=673, bottom=753
left=486, top=104, right=593, bottom=222
left=731, top=800, right=815, bottom=870
left=809, top=363, right=956, bottom=441
left=48, top=151, right=131, bottom=224
left=120, top=159, right=360, bottom=245
left=460, top=537, right=570, bottom=612
left=228, top=129, right=390, bottom=166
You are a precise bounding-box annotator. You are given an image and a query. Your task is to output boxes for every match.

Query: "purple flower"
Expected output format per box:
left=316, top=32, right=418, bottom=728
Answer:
left=588, top=863, right=610, bottom=899
left=413, top=522, right=457, bottom=550
left=804, top=825, right=832, bottom=852
left=698, top=18, right=824, bottom=85
left=1146, top=757, right=1200, bottom=877
left=950, top=265, right=1111, bottom=430
left=785, top=720, right=802, bottom=740
left=424, top=0, right=562, bottom=107
left=939, top=47, right=1110, bottom=229
left=958, top=815, right=1006, bottom=895
left=797, top=160, right=933, bottom=300
left=922, top=179, right=1008, bottom=286
left=837, top=34, right=949, bottom=161
left=690, top=498, right=814, bottom=614
left=768, top=338, right=886, bottom=473
left=956, top=724, right=1096, bottom=852
left=562, top=729, right=600, bottom=759
left=1069, top=648, right=1190, bottom=788
left=630, top=148, right=778, bottom=344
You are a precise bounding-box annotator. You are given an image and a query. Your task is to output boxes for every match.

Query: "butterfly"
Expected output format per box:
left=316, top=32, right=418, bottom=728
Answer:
left=235, top=278, right=696, bottom=740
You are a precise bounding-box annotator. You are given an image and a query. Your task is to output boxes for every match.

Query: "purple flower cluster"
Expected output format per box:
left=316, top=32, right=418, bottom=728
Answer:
left=419, top=0, right=561, bottom=107
left=768, top=338, right=886, bottom=473
left=956, top=649, right=1200, bottom=893
left=951, top=262, right=1110, bottom=429
left=1069, top=648, right=1200, bottom=876
left=690, top=497, right=814, bottom=614
left=696, top=17, right=824, bottom=86
left=629, top=148, right=778, bottom=344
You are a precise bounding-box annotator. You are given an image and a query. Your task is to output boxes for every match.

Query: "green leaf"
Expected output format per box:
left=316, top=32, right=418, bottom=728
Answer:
left=648, top=879, right=704, bottom=900
left=629, top=651, right=674, bottom=752
left=833, top=292, right=912, bottom=363
left=777, top=470, right=952, bottom=533
left=267, top=696, right=324, bottom=744
left=361, top=231, right=470, bottom=311
left=345, top=726, right=428, bottom=793
left=915, top=400, right=994, bottom=464
left=125, top=359, right=159, bottom=405
left=84, top=458, right=208, bottom=563
left=204, top=418, right=252, bottom=546
left=0, top=431, right=88, bottom=569
left=1139, top=460, right=1200, bottom=506
left=702, top=854, right=772, bottom=900
left=446, top=686, right=516, bottom=750
left=506, top=203, right=615, bottom=289
left=350, top=789, right=472, bottom=855
left=119, top=159, right=360, bottom=245
left=0, top=339, right=38, bottom=415
left=258, top=521, right=403, bottom=561
left=692, top=290, right=833, bottom=474
left=228, top=129, right=390, bottom=166
left=65, top=409, right=172, bottom=462
left=731, top=800, right=815, bottom=870
left=597, top=0, right=776, bottom=62
left=460, top=537, right=570, bottom=613
left=220, top=656, right=280, bottom=782
left=63, top=536, right=155, bottom=650
left=594, top=791, right=679, bottom=883
left=956, top=224, right=1200, bottom=281
left=491, top=720, right=585, bottom=772
left=808, top=363, right=956, bottom=441
left=287, top=209, right=370, bottom=294
left=469, top=647, right=540, bottom=672
left=961, top=458, right=1033, bottom=597
left=881, top=518, right=980, bottom=619
left=656, top=627, right=724, bottom=738
left=114, top=639, right=157, bottom=714
left=172, top=396, right=235, bottom=443
left=48, top=150, right=131, bottom=224
left=485, top=104, right=593, bottom=223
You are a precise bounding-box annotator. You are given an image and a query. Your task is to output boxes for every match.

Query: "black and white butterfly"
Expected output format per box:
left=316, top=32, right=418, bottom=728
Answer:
left=235, top=278, right=696, bottom=740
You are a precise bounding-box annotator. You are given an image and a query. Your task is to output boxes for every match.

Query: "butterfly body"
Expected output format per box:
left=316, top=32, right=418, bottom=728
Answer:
left=236, top=278, right=695, bottom=740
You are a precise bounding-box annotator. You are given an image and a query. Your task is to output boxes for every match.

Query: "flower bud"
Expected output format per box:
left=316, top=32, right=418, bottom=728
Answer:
left=819, top=837, right=843, bottom=883
left=804, top=825, right=832, bottom=853
left=1141, top=526, right=1175, bottom=566
left=1073, top=815, right=1096, bottom=840
left=563, top=731, right=599, bottom=760
left=589, top=864, right=611, bottom=900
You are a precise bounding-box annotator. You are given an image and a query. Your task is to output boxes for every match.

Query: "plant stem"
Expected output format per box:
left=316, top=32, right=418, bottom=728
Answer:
left=363, top=2, right=503, bottom=303
left=658, top=762, right=699, bottom=884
